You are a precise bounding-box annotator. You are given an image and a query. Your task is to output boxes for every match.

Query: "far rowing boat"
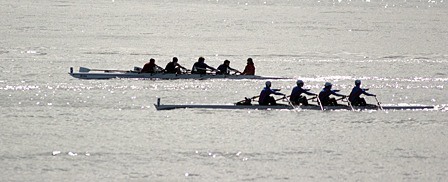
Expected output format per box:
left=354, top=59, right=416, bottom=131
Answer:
left=154, top=98, right=435, bottom=111
left=69, top=67, right=288, bottom=80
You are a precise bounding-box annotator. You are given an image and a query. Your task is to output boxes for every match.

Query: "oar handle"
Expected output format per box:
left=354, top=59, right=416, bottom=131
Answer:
left=335, top=96, right=347, bottom=101
left=275, top=95, right=288, bottom=101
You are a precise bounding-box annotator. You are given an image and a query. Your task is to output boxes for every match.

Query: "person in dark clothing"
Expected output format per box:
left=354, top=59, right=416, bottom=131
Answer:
left=318, top=82, right=346, bottom=106
left=141, top=58, right=163, bottom=73
left=191, top=57, right=217, bottom=74
left=349, top=80, right=376, bottom=106
left=259, top=81, right=285, bottom=105
left=241, top=58, right=255, bottom=75
left=216, top=60, right=241, bottom=75
left=289, top=80, right=317, bottom=106
left=164, top=57, right=188, bottom=74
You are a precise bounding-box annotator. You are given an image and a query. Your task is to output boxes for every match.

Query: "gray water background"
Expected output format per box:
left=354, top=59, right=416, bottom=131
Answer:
left=1, top=0, right=448, bottom=181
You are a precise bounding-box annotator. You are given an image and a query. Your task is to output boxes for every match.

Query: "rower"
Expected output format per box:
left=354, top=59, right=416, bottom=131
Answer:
left=191, top=57, right=217, bottom=74
left=141, top=58, right=164, bottom=73
left=289, top=80, right=317, bottom=106
left=216, top=60, right=241, bottom=75
left=164, top=57, right=188, bottom=74
left=348, top=80, right=376, bottom=106
left=241, top=58, right=255, bottom=75
left=318, top=82, right=346, bottom=106
left=258, top=81, right=285, bottom=105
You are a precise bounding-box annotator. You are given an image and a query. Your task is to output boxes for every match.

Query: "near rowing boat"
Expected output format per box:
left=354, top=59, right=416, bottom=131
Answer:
left=69, top=67, right=288, bottom=80
left=154, top=98, right=435, bottom=111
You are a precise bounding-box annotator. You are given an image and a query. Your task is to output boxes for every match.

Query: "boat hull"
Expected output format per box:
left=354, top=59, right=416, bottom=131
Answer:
left=154, top=103, right=435, bottom=111
left=155, top=104, right=293, bottom=110
left=69, top=72, right=286, bottom=80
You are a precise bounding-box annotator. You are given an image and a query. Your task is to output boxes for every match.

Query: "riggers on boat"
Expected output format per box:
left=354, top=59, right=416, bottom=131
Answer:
left=154, top=98, right=435, bottom=111
left=68, top=67, right=288, bottom=80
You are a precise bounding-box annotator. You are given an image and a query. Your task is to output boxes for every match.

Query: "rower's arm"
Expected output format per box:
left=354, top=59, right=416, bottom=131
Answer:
left=177, top=63, right=187, bottom=70
left=203, top=63, right=216, bottom=71
left=274, top=92, right=286, bottom=96
left=156, top=65, right=165, bottom=72
left=363, top=91, right=376, bottom=96
left=332, top=90, right=346, bottom=97
left=228, top=67, right=241, bottom=73
left=304, top=90, right=317, bottom=95
left=272, top=89, right=285, bottom=96
left=208, top=66, right=218, bottom=71
left=195, top=67, right=207, bottom=71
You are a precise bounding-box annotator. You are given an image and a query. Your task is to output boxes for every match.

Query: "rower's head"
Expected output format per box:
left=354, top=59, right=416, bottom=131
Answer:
left=355, top=79, right=361, bottom=86
left=172, top=57, right=178, bottom=62
left=324, top=82, right=332, bottom=88
left=224, top=60, right=230, bottom=65
left=198, top=57, right=205, bottom=63
left=296, top=80, right=304, bottom=87
left=149, top=58, right=155, bottom=63
left=265, top=81, right=272, bottom=88
left=247, top=58, right=253, bottom=64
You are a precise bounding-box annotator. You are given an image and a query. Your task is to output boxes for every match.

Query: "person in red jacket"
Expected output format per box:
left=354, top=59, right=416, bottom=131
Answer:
left=241, top=58, right=255, bottom=75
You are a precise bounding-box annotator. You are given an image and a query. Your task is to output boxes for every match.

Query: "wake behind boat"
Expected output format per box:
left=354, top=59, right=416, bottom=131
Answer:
left=154, top=98, right=435, bottom=111
left=68, top=67, right=288, bottom=80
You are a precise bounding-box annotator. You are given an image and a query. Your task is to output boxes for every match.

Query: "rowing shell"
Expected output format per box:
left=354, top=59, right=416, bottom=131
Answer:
left=69, top=67, right=288, bottom=80
left=154, top=98, right=435, bottom=111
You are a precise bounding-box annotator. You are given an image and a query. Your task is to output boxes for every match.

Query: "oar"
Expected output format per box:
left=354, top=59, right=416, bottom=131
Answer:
left=286, top=97, right=299, bottom=110
left=79, top=67, right=129, bottom=73
left=316, top=96, right=324, bottom=111
left=275, top=95, right=290, bottom=101
left=308, top=96, right=317, bottom=100
left=280, top=95, right=299, bottom=111
left=245, top=94, right=289, bottom=105
left=236, top=95, right=259, bottom=103
left=346, top=97, right=355, bottom=111
left=180, top=67, right=191, bottom=73
left=374, top=96, right=383, bottom=110
left=335, top=96, right=353, bottom=109
left=155, top=65, right=165, bottom=72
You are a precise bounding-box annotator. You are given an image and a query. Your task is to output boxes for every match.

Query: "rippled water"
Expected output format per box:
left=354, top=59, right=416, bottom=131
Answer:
left=1, top=0, right=447, bottom=181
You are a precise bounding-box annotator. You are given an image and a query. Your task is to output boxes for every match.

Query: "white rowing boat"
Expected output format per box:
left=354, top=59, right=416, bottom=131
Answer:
left=69, top=67, right=288, bottom=80
left=154, top=98, right=435, bottom=111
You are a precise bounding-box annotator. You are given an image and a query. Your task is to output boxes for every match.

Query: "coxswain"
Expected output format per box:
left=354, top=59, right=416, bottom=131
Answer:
left=258, top=81, right=285, bottom=105
left=216, top=60, right=241, bottom=75
left=191, top=57, right=217, bottom=74
left=289, top=80, right=317, bottom=106
left=241, top=58, right=255, bottom=75
left=348, top=80, right=376, bottom=106
left=141, top=58, right=164, bottom=73
left=164, top=57, right=188, bottom=74
left=318, top=82, right=346, bottom=106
